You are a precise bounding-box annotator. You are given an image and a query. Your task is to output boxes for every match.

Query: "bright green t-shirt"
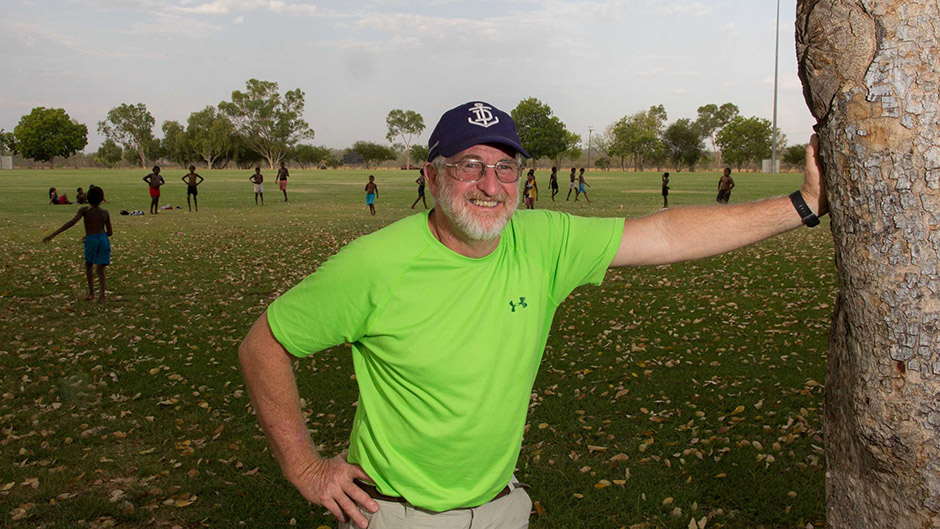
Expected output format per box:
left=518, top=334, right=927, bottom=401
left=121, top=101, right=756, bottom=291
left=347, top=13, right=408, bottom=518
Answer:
left=267, top=209, right=624, bottom=512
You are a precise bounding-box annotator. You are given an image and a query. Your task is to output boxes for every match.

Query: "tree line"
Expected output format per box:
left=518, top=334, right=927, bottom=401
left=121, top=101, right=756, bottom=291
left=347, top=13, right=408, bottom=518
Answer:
left=0, top=81, right=807, bottom=172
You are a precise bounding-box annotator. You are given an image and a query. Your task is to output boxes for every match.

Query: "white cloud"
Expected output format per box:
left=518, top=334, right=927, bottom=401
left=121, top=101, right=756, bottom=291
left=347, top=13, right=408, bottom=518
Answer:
left=170, top=0, right=340, bottom=18
left=234, top=15, right=244, bottom=23
left=646, top=1, right=713, bottom=17
left=672, top=88, right=687, bottom=94
left=634, top=68, right=666, bottom=78
left=1, top=20, right=164, bottom=60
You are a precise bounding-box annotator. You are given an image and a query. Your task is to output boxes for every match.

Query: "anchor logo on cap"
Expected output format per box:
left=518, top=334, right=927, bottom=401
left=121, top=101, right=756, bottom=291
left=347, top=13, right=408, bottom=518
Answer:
left=467, top=103, right=499, bottom=128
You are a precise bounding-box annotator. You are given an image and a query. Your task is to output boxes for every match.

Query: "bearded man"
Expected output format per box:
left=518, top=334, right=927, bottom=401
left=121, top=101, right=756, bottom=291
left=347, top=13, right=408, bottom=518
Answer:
left=239, top=101, right=827, bottom=529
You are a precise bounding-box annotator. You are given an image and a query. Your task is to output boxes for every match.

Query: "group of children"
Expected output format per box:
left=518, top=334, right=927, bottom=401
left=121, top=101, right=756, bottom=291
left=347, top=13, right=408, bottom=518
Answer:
left=40, top=163, right=602, bottom=302
left=140, top=162, right=296, bottom=213
left=49, top=185, right=104, bottom=206
left=143, top=165, right=206, bottom=213
left=248, top=162, right=291, bottom=205
left=522, top=167, right=591, bottom=209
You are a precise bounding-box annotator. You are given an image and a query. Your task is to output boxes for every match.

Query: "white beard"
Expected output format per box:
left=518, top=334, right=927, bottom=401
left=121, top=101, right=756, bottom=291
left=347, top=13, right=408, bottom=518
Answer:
left=436, top=178, right=519, bottom=241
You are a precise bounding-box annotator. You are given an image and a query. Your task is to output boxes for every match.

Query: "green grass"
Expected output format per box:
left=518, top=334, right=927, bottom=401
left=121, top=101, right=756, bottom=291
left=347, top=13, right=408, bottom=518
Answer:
left=0, top=166, right=834, bottom=528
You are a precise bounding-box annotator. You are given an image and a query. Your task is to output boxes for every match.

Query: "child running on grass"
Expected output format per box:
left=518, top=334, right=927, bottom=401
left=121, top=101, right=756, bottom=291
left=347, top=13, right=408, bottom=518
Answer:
left=42, top=186, right=113, bottom=302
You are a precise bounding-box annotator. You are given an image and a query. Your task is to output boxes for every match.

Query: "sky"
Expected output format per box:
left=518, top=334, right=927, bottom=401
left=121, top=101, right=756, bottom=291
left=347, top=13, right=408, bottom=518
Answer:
left=0, top=0, right=816, bottom=153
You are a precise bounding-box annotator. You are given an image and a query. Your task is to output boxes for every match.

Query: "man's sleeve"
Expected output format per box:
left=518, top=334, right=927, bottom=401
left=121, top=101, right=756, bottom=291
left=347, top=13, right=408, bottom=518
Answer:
left=546, top=213, right=624, bottom=304
left=266, top=243, right=380, bottom=358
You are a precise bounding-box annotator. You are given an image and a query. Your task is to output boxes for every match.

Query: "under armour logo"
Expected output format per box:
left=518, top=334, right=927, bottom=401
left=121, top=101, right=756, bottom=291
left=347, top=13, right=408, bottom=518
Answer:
left=509, top=297, right=527, bottom=312
left=467, top=103, right=499, bottom=128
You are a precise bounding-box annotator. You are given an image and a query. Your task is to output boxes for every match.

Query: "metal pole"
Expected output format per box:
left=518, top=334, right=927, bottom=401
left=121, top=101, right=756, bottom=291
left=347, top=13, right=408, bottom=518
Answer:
left=771, top=0, right=780, bottom=173
left=587, top=127, right=594, bottom=167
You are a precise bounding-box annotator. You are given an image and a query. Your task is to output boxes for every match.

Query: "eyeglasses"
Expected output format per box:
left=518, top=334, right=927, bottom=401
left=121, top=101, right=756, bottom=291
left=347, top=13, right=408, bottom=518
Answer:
left=443, top=158, right=522, bottom=183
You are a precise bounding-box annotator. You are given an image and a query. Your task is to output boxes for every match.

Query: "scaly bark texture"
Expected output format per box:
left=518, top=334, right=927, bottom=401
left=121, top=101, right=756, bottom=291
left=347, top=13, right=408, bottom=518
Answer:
left=797, top=1, right=940, bottom=527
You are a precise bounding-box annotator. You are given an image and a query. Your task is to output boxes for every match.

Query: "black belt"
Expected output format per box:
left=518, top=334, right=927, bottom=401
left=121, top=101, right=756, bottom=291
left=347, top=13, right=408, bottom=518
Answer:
left=353, top=480, right=529, bottom=506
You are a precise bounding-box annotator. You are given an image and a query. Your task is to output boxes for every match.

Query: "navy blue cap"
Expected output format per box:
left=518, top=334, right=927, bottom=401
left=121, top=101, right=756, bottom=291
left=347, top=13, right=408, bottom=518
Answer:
left=427, top=101, right=530, bottom=161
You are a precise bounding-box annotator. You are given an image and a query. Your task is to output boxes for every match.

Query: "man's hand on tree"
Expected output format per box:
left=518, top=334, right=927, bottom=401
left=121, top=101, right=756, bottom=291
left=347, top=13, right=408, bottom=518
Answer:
left=801, top=134, right=829, bottom=217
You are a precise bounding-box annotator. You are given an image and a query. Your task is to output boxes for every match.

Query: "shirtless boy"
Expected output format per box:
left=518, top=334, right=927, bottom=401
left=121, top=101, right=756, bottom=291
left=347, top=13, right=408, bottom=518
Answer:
left=576, top=168, right=592, bottom=204
left=549, top=166, right=559, bottom=201
left=566, top=167, right=578, bottom=200
left=277, top=162, right=289, bottom=202
left=717, top=168, right=735, bottom=204
left=43, top=186, right=113, bottom=302
left=365, top=175, right=378, bottom=215
left=143, top=166, right=164, bottom=214
left=181, top=165, right=205, bottom=212
left=411, top=169, right=428, bottom=209
left=250, top=167, right=264, bottom=205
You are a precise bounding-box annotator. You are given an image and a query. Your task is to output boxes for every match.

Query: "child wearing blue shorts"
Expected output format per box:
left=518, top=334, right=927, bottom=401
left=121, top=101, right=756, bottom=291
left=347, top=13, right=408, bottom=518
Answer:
left=43, top=186, right=113, bottom=301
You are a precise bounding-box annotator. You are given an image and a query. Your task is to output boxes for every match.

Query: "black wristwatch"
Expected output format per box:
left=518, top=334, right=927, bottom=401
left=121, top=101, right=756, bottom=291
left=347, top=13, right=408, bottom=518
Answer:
left=789, top=190, right=820, bottom=227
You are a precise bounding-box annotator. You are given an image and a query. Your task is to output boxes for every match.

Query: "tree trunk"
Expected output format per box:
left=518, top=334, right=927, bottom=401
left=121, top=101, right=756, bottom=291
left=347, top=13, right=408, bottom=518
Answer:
left=797, top=1, right=940, bottom=527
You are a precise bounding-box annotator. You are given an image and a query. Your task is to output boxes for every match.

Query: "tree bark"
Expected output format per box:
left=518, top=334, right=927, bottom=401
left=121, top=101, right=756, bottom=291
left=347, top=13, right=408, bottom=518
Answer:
left=796, top=1, right=940, bottom=527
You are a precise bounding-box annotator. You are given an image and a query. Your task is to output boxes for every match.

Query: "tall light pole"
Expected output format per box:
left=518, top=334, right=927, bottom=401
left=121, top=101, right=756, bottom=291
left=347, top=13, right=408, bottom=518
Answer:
left=587, top=126, right=594, bottom=167
left=771, top=0, right=780, bottom=173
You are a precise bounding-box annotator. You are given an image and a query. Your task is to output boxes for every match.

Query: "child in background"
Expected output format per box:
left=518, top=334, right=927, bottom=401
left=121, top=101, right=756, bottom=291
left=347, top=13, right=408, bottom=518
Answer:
left=365, top=175, right=378, bottom=215
left=250, top=167, right=264, bottom=205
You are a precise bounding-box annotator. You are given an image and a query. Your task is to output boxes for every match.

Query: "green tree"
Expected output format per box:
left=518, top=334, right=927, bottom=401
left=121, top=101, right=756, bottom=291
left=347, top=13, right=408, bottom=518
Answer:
left=186, top=106, right=232, bottom=169
left=663, top=118, right=706, bottom=171
left=290, top=144, right=331, bottom=169
left=511, top=98, right=573, bottom=167
left=782, top=143, right=807, bottom=169
left=350, top=141, right=397, bottom=168
left=606, top=105, right=667, bottom=171
left=595, top=156, right=611, bottom=171
left=227, top=135, right=266, bottom=169
left=557, top=131, right=583, bottom=166
left=325, top=151, right=344, bottom=169
left=410, top=144, right=429, bottom=166
left=219, top=79, right=313, bottom=169
left=13, top=107, right=88, bottom=168
left=98, top=103, right=155, bottom=168
left=715, top=116, right=776, bottom=170
left=95, top=140, right=123, bottom=168
left=161, top=120, right=192, bottom=168
left=0, top=129, right=14, bottom=155
left=696, top=103, right=739, bottom=168
left=121, top=137, right=162, bottom=167
left=386, top=109, right=425, bottom=168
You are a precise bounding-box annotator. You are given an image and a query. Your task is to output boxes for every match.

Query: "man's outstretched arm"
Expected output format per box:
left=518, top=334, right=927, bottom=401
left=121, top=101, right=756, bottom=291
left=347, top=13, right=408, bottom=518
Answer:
left=611, top=135, right=826, bottom=268
left=238, top=313, right=378, bottom=528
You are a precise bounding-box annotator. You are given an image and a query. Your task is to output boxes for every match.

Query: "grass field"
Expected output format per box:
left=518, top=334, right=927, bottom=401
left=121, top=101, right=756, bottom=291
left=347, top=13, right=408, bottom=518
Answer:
left=0, top=166, right=836, bottom=528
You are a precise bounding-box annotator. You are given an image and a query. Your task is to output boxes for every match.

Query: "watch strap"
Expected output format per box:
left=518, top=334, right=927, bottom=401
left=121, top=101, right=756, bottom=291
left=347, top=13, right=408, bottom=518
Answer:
left=789, top=190, right=820, bottom=227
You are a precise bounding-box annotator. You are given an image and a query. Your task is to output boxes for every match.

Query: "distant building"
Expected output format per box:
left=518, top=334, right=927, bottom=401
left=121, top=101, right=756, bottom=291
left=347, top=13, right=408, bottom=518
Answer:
left=343, top=151, right=364, bottom=166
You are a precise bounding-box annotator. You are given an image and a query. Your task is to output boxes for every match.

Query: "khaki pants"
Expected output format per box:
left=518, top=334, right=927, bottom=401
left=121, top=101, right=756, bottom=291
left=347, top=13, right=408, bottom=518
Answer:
left=339, top=487, right=532, bottom=529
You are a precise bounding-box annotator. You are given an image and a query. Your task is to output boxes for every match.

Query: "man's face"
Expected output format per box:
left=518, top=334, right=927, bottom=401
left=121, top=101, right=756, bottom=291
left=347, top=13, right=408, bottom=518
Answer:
left=428, top=144, right=520, bottom=242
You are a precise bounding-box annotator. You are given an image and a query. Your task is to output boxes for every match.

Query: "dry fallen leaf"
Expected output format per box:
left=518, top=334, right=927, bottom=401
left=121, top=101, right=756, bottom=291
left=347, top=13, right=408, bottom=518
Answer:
left=534, top=500, right=546, bottom=516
